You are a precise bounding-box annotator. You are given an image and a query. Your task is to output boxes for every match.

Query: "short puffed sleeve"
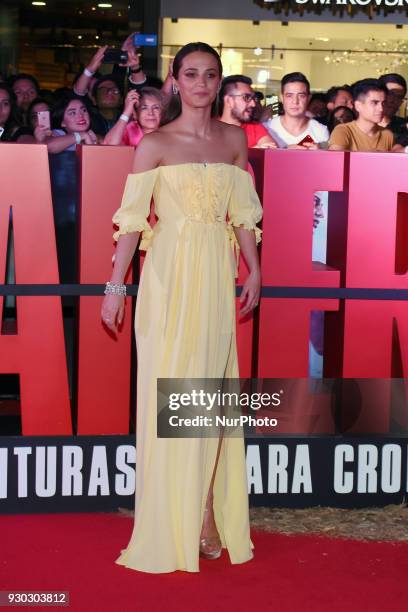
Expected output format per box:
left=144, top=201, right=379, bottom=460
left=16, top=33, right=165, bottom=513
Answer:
left=228, top=167, right=263, bottom=244
left=112, top=168, right=158, bottom=249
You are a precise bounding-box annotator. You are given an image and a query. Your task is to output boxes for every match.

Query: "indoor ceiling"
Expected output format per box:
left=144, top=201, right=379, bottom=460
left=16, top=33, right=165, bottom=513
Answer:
left=12, top=1, right=131, bottom=28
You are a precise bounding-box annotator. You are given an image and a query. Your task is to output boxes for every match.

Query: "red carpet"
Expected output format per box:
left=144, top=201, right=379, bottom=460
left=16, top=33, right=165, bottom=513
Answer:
left=2, top=513, right=407, bottom=612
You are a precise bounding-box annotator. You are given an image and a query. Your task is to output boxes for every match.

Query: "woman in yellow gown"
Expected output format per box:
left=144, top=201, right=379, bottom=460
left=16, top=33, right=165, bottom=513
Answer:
left=101, top=42, right=263, bottom=573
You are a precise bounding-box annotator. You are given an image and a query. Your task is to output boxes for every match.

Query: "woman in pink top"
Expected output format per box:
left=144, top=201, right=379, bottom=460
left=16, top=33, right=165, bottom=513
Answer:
left=104, top=86, right=165, bottom=146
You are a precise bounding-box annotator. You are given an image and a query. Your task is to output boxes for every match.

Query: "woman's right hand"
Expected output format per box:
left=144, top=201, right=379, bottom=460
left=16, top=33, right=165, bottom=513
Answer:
left=34, top=125, right=52, bottom=143
left=101, top=293, right=125, bottom=333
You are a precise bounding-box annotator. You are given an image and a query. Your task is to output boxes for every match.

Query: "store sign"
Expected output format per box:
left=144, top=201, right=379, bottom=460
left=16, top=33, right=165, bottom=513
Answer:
left=295, top=0, right=408, bottom=5
left=255, top=0, right=408, bottom=12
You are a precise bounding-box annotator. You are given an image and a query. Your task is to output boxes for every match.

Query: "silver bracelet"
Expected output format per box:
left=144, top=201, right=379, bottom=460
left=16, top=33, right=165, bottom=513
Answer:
left=119, top=114, right=130, bottom=123
left=104, top=281, right=127, bottom=296
left=84, top=67, right=94, bottom=77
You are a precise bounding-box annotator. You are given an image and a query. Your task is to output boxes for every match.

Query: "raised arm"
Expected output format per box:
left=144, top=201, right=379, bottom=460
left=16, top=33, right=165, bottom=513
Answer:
left=103, top=90, right=139, bottom=145
left=74, top=46, right=107, bottom=96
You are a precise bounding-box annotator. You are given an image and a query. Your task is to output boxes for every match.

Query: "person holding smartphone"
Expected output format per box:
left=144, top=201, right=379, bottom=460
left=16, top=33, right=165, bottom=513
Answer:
left=39, top=94, right=100, bottom=153
left=109, top=33, right=163, bottom=94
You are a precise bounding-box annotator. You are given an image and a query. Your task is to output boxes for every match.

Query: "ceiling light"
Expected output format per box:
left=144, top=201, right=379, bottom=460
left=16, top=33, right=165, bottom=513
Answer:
left=254, top=47, right=263, bottom=56
left=315, top=37, right=329, bottom=42
left=32, top=1, right=46, bottom=5
left=257, top=70, right=269, bottom=84
left=98, top=3, right=112, bottom=7
left=78, top=35, right=83, bottom=39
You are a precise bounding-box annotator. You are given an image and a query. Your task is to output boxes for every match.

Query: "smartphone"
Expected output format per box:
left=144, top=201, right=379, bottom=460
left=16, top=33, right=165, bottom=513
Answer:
left=133, top=34, right=158, bottom=47
left=298, top=134, right=315, bottom=146
left=37, top=110, right=50, bottom=130
left=0, top=126, right=4, bottom=139
left=103, top=49, right=128, bottom=64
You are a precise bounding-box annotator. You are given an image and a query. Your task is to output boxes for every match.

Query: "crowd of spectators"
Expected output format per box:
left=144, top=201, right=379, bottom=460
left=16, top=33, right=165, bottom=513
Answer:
left=1, top=34, right=408, bottom=154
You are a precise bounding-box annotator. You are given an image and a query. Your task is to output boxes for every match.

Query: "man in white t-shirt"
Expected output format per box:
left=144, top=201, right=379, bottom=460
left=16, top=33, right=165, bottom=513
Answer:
left=264, top=72, right=329, bottom=379
left=263, top=72, right=329, bottom=148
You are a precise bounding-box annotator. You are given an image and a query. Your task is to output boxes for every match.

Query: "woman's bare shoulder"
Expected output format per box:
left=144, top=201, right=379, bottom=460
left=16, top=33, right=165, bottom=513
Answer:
left=216, top=120, right=247, bottom=151
left=131, top=131, right=164, bottom=172
left=215, top=121, right=247, bottom=166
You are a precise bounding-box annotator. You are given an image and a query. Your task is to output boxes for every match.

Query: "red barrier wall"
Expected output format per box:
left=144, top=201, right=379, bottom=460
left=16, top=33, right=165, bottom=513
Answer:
left=77, top=146, right=135, bottom=434
left=1, top=146, right=407, bottom=436
left=0, top=145, right=71, bottom=435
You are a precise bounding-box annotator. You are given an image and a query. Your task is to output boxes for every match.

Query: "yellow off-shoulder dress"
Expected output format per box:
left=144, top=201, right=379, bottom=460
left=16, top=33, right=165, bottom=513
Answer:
left=113, top=163, right=262, bottom=573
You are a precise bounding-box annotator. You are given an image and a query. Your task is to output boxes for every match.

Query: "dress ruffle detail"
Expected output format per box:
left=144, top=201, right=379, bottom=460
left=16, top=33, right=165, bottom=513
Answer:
left=112, top=220, right=154, bottom=250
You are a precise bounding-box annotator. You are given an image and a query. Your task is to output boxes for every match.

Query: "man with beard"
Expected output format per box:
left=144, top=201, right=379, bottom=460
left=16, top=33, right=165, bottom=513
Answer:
left=219, top=75, right=277, bottom=148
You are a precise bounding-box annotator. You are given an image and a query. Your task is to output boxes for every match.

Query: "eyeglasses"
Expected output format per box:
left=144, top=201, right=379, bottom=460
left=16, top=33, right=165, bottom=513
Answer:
left=229, top=93, right=257, bottom=103
left=97, top=87, right=120, bottom=95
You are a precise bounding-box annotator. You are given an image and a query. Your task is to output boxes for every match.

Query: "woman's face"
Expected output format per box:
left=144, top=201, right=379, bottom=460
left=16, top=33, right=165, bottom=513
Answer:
left=137, top=95, right=162, bottom=133
left=29, top=101, right=50, bottom=128
left=0, top=89, right=11, bottom=127
left=61, top=100, right=90, bottom=133
left=174, top=51, right=221, bottom=110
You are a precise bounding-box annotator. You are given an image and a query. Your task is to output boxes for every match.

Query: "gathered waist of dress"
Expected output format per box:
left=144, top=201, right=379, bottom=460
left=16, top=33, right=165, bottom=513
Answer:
left=185, top=216, right=227, bottom=226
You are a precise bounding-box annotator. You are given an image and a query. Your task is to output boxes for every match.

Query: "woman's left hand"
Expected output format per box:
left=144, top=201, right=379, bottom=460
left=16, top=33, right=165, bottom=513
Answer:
left=240, top=269, right=261, bottom=317
left=83, top=129, right=98, bottom=145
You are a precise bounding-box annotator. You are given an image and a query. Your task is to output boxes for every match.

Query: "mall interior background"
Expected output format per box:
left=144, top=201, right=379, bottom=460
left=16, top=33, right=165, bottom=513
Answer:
left=1, top=0, right=408, bottom=111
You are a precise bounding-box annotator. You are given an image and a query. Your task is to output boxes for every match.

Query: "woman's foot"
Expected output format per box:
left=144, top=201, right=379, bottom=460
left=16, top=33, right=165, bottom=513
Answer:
left=199, top=496, right=222, bottom=560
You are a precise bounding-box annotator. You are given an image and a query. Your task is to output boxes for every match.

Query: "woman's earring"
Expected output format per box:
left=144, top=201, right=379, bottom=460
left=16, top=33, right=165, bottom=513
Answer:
left=172, top=83, right=178, bottom=95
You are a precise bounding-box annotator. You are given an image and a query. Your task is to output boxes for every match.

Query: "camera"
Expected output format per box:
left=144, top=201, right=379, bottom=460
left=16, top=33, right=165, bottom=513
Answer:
left=102, top=49, right=128, bottom=64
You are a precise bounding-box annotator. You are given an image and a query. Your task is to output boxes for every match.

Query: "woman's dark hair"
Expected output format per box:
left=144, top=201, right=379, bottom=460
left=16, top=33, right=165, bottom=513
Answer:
left=0, top=83, right=22, bottom=140
left=172, top=42, right=223, bottom=79
left=26, top=97, right=50, bottom=128
left=51, top=92, right=96, bottom=132
left=165, top=42, right=223, bottom=124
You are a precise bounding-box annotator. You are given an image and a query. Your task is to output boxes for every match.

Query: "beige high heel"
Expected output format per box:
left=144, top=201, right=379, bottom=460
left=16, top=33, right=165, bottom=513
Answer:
left=199, top=508, right=222, bottom=560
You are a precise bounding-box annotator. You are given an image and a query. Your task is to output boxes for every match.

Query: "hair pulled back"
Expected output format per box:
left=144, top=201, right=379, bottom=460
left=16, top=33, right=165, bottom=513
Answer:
left=172, top=42, right=222, bottom=80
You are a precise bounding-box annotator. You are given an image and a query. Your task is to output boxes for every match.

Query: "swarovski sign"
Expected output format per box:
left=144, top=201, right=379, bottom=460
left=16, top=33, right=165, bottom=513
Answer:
left=295, top=0, right=408, bottom=5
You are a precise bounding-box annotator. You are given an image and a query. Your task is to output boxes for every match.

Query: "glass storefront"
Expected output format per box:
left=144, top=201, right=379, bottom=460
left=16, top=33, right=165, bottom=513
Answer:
left=161, top=18, right=408, bottom=114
